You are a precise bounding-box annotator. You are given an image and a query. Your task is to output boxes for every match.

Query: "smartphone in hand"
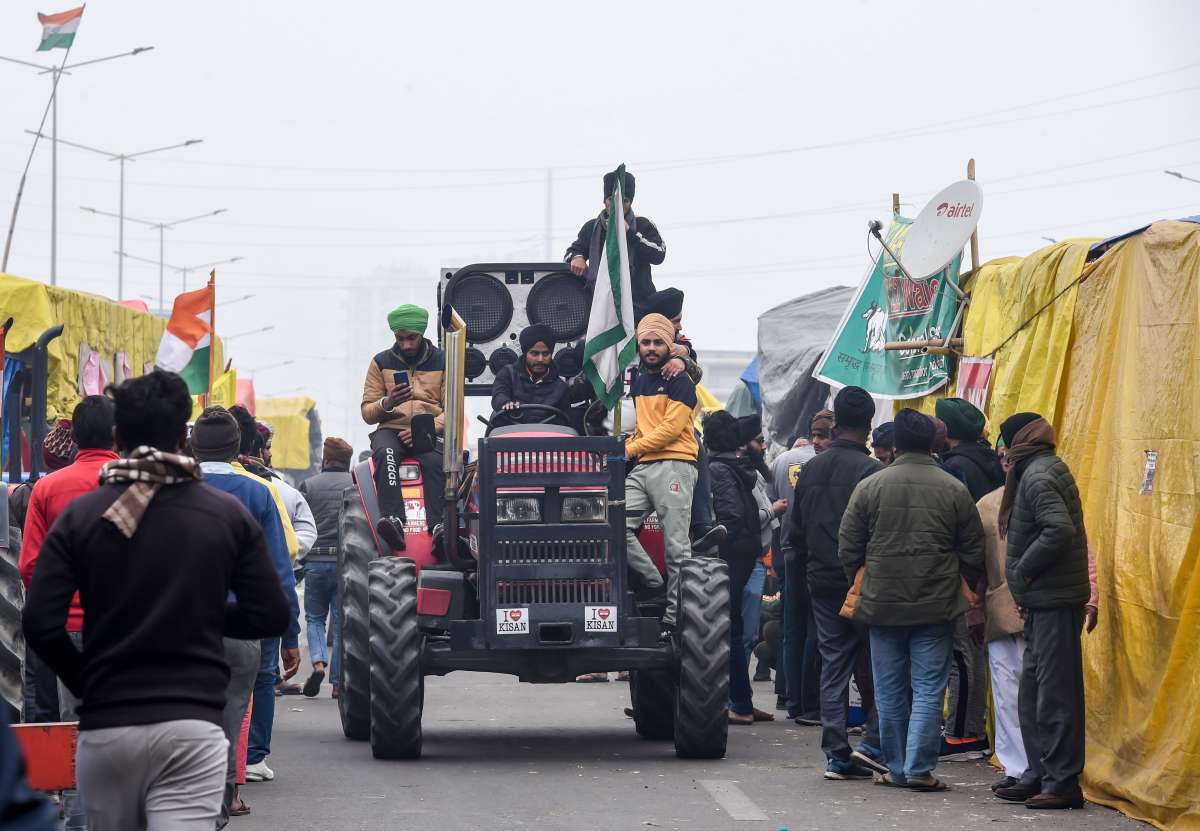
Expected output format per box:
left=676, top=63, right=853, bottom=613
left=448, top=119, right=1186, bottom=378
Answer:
left=393, top=369, right=411, bottom=388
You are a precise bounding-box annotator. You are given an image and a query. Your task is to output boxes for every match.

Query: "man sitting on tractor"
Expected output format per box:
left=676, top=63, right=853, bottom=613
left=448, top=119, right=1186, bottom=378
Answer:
left=623, top=313, right=701, bottom=629
left=360, top=304, right=446, bottom=550
left=490, top=324, right=570, bottom=426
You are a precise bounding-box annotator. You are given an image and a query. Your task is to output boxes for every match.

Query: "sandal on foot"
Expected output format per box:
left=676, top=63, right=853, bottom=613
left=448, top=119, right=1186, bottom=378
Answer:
left=874, top=772, right=908, bottom=788
left=575, top=673, right=609, bottom=682
left=728, top=710, right=754, bottom=725
left=908, top=775, right=949, bottom=792
left=751, top=708, right=776, bottom=722
left=230, top=799, right=251, bottom=817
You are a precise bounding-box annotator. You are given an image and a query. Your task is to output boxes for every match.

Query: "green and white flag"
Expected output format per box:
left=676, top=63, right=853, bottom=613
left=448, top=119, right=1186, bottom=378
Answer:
left=37, top=7, right=84, bottom=51
left=582, top=164, right=638, bottom=409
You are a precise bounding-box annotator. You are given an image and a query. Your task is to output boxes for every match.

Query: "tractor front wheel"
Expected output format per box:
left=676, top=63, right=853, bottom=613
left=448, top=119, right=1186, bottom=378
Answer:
left=337, top=486, right=374, bottom=741
left=629, top=669, right=675, bottom=741
left=368, top=557, right=424, bottom=760
left=673, top=557, right=730, bottom=759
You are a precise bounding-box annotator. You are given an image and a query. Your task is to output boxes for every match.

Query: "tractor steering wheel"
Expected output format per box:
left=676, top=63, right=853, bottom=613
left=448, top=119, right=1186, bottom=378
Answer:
left=484, top=403, right=572, bottom=436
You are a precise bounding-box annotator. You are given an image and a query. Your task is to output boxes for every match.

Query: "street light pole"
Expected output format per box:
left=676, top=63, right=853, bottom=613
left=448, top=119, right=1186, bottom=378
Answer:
left=116, top=251, right=243, bottom=309
left=1, top=48, right=153, bottom=284
left=1165, top=170, right=1200, bottom=185
left=84, top=207, right=225, bottom=311
left=30, top=131, right=202, bottom=299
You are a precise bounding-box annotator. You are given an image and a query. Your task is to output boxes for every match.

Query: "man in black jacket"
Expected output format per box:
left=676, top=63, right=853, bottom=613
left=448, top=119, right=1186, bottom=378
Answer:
left=936, top=398, right=1005, bottom=502
left=789, top=386, right=886, bottom=780
left=994, top=413, right=1090, bottom=810
left=490, top=324, right=571, bottom=425
left=299, top=437, right=355, bottom=699
left=22, top=371, right=289, bottom=830
left=564, top=169, right=666, bottom=320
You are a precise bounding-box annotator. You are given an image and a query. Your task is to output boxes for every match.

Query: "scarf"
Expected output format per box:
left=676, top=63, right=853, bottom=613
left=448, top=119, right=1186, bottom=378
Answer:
left=100, top=447, right=202, bottom=538
left=997, top=417, right=1057, bottom=538
left=237, top=454, right=277, bottom=481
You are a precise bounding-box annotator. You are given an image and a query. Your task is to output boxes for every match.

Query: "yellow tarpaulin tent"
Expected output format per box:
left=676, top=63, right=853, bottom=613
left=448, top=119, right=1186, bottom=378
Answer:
left=907, top=221, right=1200, bottom=829
left=255, top=395, right=317, bottom=471
left=0, top=272, right=224, bottom=422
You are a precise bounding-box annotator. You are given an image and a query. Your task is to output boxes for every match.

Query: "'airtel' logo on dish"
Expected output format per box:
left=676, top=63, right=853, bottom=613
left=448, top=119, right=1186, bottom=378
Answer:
left=936, top=201, right=975, bottom=218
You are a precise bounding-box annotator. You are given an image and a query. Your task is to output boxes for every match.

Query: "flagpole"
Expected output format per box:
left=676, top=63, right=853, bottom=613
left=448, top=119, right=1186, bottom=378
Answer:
left=1, top=34, right=76, bottom=273
left=207, top=269, right=217, bottom=401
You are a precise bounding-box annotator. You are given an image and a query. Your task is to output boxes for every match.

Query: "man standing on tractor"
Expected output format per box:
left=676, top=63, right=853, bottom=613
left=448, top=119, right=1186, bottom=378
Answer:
left=360, top=304, right=447, bottom=550
left=565, top=169, right=666, bottom=321
left=623, top=313, right=700, bottom=629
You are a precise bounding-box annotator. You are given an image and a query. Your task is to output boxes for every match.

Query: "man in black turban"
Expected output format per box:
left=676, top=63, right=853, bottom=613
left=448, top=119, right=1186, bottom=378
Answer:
left=564, top=168, right=666, bottom=319
left=490, top=324, right=570, bottom=426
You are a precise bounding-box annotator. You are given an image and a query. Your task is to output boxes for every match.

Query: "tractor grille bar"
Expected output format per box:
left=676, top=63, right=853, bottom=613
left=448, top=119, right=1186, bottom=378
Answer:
left=496, top=538, right=609, bottom=566
left=494, top=449, right=606, bottom=475
left=496, top=578, right=613, bottom=606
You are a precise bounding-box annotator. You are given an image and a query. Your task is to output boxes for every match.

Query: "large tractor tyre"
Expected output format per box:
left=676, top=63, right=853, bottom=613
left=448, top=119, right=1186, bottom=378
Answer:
left=629, top=669, right=675, bottom=740
left=337, top=487, right=374, bottom=741
left=367, top=557, right=423, bottom=760
left=0, top=534, right=24, bottom=724
left=673, top=557, right=730, bottom=760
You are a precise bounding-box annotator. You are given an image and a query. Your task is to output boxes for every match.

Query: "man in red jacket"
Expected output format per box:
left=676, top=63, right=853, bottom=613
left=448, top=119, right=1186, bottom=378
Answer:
left=21, top=397, right=118, bottom=677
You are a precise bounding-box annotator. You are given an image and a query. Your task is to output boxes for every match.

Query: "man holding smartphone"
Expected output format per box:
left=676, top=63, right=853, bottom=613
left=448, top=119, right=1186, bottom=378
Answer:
left=360, top=304, right=447, bottom=550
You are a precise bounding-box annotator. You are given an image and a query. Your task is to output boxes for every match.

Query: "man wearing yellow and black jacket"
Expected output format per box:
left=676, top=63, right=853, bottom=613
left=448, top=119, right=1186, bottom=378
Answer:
left=360, top=304, right=446, bottom=549
left=623, top=313, right=699, bottom=628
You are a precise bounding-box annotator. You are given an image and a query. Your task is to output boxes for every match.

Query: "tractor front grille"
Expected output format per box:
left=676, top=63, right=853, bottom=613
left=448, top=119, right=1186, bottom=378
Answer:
left=494, top=449, right=607, bottom=475
left=495, top=578, right=613, bottom=606
left=496, top=538, right=610, bottom=566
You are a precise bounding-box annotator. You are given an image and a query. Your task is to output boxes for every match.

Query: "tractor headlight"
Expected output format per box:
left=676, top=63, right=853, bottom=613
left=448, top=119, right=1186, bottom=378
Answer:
left=496, top=496, right=541, bottom=524
left=561, top=493, right=607, bottom=523
left=397, top=463, right=421, bottom=481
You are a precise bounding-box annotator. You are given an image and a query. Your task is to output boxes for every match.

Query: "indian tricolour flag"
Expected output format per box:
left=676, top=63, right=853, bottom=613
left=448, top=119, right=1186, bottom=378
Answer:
left=582, top=164, right=638, bottom=409
left=156, top=285, right=215, bottom=395
left=37, top=6, right=84, bottom=52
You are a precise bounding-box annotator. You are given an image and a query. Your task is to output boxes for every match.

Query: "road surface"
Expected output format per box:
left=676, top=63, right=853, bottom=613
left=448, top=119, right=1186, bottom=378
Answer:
left=235, top=673, right=1143, bottom=831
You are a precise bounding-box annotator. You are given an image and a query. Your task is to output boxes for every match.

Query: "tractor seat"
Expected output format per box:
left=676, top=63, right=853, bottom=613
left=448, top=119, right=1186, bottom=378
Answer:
left=490, top=423, right=578, bottom=438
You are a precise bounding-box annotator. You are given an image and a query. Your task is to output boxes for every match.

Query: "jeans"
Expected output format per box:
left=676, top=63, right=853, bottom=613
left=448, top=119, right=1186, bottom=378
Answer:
left=22, top=647, right=60, bottom=723
left=247, top=637, right=280, bottom=766
left=303, top=562, right=340, bottom=681
left=782, top=552, right=820, bottom=718
left=689, top=436, right=713, bottom=533
left=741, top=560, right=766, bottom=663
left=57, top=631, right=87, bottom=830
left=218, top=639, right=260, bottom=829
left=946, top=614, right=987, bottom=738
left=810, top=590, right=880, bottom=761
left=724, top=554, right=757, bottom=716
left=369, top=428, right=446, bottom=529
left=869, top=622, right=954, bottom=782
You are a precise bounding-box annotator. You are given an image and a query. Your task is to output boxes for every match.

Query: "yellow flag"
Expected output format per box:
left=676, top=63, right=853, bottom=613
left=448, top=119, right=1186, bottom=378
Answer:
left=210, top=369, right=237, bottom=409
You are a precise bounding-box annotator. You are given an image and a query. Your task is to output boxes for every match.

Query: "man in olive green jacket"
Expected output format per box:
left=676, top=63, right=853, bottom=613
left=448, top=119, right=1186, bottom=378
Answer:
left=839, top=409, right=984, bottom=790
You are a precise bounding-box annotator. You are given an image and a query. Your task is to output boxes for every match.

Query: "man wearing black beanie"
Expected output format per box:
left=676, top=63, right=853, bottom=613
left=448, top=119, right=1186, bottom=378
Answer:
left=564, top=168, right=666, bottom=319
left=839, top=407, right=985, bottom=791
left=788, top=386, right=886, bottom=779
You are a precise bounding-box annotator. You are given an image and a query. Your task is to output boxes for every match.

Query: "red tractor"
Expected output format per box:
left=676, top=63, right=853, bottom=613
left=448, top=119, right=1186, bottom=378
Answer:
left=335, top=306, right=730, bottom=761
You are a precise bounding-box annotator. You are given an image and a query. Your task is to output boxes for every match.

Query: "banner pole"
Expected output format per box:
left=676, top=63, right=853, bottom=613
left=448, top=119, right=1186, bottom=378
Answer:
left=967, top=159, right=981, bottom=276
left=207, top=269, right=217, bottom=400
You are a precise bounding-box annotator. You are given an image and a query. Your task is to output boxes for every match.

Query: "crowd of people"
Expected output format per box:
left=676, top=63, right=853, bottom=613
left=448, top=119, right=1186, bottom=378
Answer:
left=0, top=167, right=1099, bottom=827
left=8, top=370, right=359, bottom=829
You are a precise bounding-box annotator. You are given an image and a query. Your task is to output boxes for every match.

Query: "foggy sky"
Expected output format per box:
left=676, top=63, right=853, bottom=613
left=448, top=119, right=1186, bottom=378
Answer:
left=2, top=1, right=1197, bottom=451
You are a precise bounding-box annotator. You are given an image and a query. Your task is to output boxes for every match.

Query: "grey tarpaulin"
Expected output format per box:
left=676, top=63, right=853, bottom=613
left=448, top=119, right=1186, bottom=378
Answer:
left=756, top=285, right=854, bottom=448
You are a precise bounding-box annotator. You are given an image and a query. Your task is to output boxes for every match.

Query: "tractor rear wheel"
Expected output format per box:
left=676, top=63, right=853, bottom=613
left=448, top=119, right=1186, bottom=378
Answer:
left=630, top=669, right=675, bottom=740
left=673, top=557, right=730, bottom=759
left=368, top=557, right=423, bottom=759
left=337, top=486, right=374, bottom=741
left=0, top=530, right=24, bottom=724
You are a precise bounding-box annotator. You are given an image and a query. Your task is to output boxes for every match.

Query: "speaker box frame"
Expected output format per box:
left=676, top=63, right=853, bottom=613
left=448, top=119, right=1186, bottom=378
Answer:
left=437, top=262, right=589, bottom=397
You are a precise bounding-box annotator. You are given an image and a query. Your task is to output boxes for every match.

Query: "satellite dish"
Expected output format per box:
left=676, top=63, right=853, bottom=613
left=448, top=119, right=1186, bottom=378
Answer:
left=900, top=180, right=983, bottom=279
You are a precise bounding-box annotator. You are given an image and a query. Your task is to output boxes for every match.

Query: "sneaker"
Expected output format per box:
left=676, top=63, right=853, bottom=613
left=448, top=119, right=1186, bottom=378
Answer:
left=939, top=736, right=990, bottom=761
left=850, top=748, right=889, bottom=775
left=823, top=759, right=875, bottom=780
left=691, top=524, right=728, bottom=554
left=375, top=516, right=407, bottom=551
left=244, top=761, right=274, bottom=783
